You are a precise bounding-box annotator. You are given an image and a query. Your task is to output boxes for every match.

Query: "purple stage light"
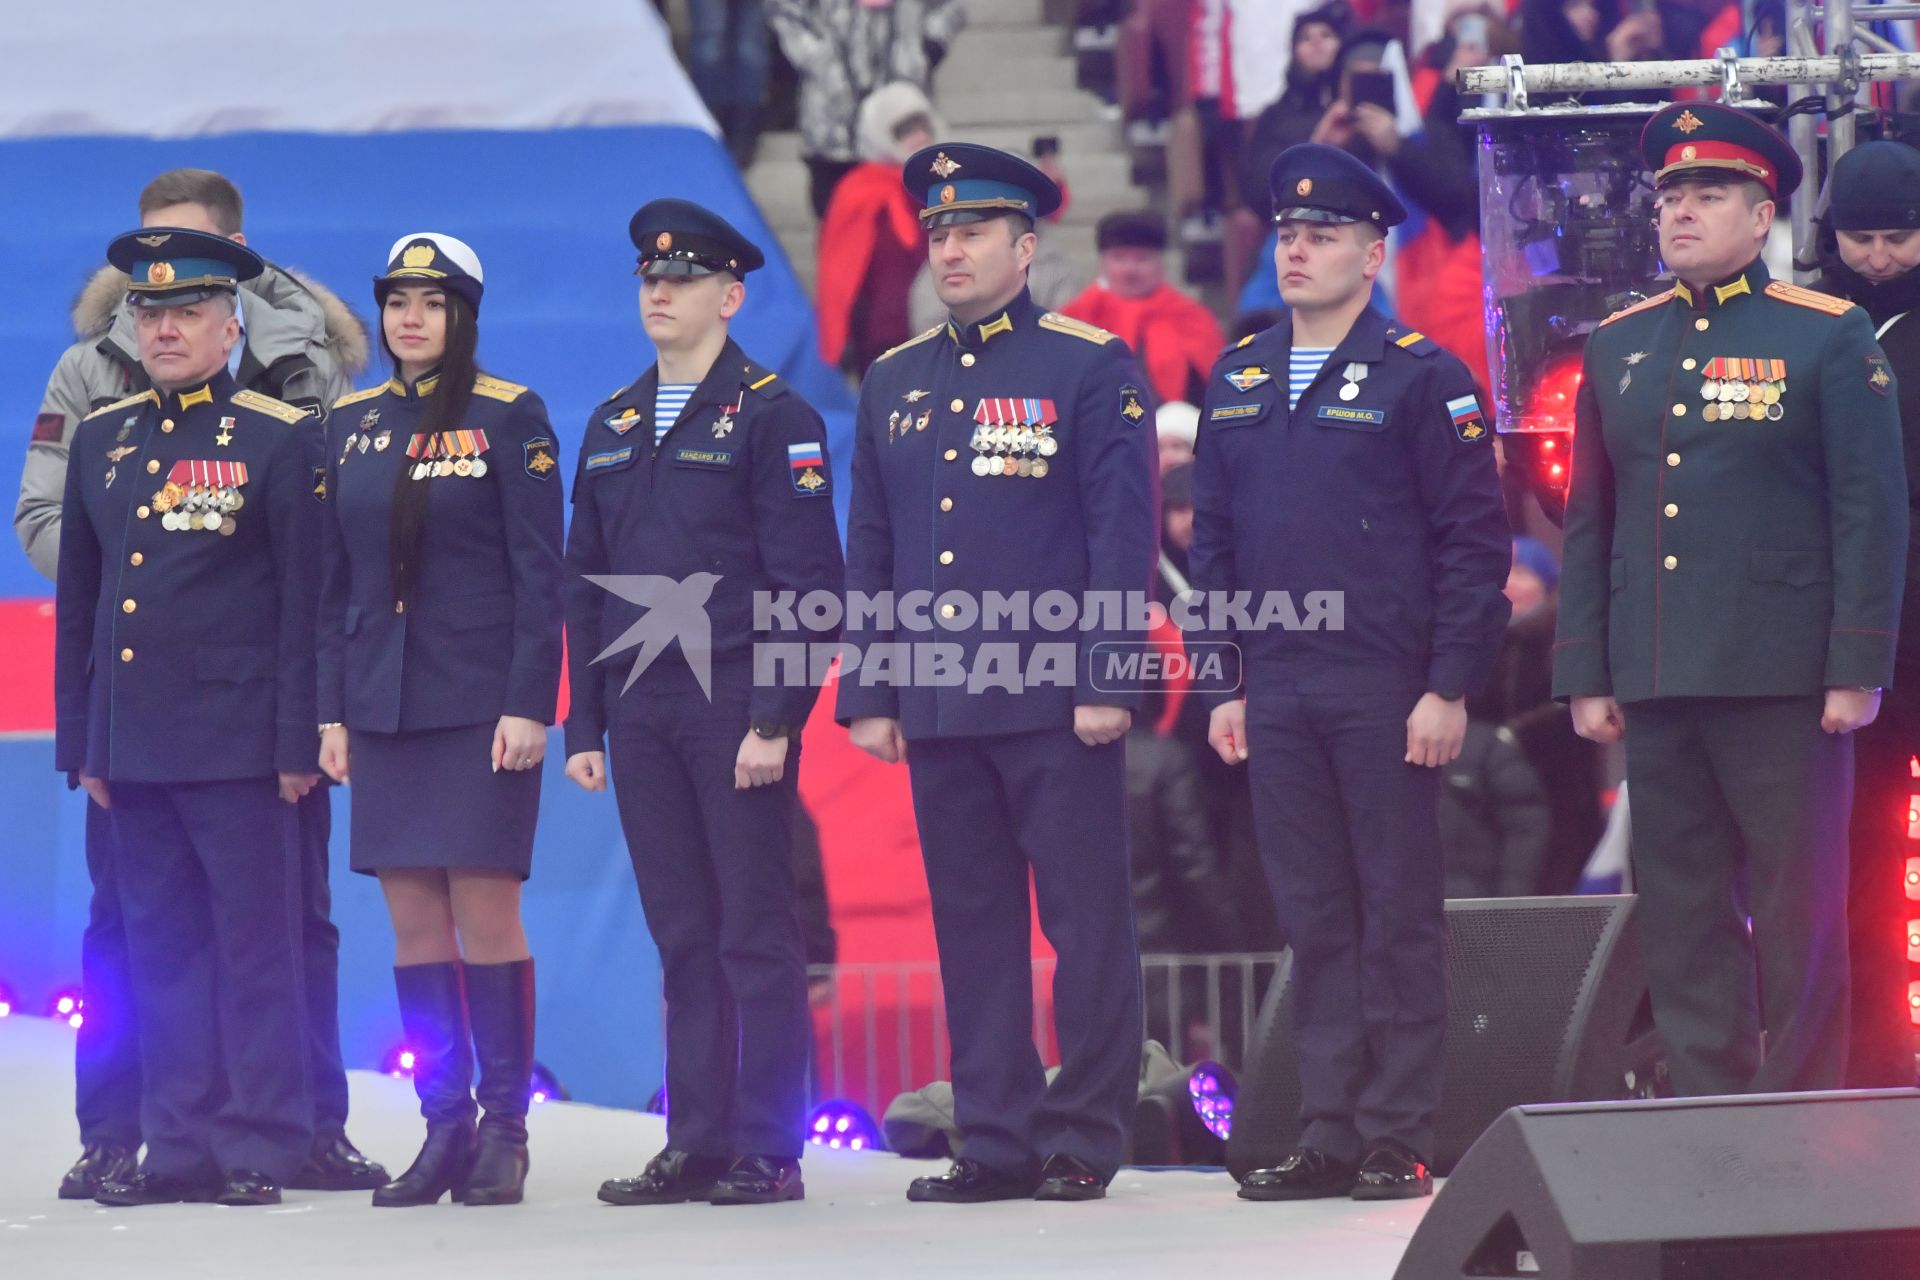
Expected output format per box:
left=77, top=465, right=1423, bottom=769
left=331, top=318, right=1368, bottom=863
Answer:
left=47, top=989, right=85, bottom=1030
left=1186, top=1062, right=1237, bottom=1141
left=529, top=1060, right=568, bottom=1105
left=0, top=980, right=13, bottom=1018
left=805, top=1100, right=882, bottom=1153
left=382, top=1043, right=418, bottom=1079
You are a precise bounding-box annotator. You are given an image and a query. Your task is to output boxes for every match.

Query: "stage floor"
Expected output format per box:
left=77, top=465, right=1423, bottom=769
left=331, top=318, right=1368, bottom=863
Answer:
left=0, top=1017, right=1430, bottom=1278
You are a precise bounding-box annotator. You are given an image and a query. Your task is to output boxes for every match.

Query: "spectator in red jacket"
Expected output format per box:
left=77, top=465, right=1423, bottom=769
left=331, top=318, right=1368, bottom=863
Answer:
left=1062, top=212, right=1226, bottom=406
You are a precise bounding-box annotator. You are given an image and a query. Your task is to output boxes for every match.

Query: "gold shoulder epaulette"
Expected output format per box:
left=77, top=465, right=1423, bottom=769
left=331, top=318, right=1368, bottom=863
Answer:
left=1038, top=312, right=1119, bottom=345
left=332, top=385, right=385, bottom=410
left=876, top=325, right=944, bottom=362
left=1237, top=333, right=1256, bottom=349
left=1765, top=280, right=1856, bottom=317
left=605, top=384, right=630, bottom=403
left=82, top=390, right=158, bottom=420
left=231, top=388, right=309, bottom=423
left=1597, top=289, right=1677, bottom=328
left=473, top=374, right=529, bottom=402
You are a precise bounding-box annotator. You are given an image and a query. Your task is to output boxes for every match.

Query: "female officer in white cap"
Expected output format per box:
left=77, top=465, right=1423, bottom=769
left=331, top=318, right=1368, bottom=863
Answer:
left=315, top=233, right=565, bottom=1207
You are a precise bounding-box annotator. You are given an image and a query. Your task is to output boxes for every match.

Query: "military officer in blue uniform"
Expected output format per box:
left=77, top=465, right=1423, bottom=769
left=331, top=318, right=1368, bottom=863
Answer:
left=565, top=200, right=844, bottom=1207
left=837, top=144, right=1156, bottom=1203
left=1190, top=145, right=1511, bottom=1201
left=1555, top=104, right=1908, bottom=1096
left=317, top=234, right=563, bottom=1207
left=54, top=228, right=324, bottom=1206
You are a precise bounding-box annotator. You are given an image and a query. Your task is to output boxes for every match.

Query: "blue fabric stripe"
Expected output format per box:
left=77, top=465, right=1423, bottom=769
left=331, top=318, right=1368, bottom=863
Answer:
left=653, top=383, right=696, bottom=444
left=1288, top=347, right=1333, bottom=410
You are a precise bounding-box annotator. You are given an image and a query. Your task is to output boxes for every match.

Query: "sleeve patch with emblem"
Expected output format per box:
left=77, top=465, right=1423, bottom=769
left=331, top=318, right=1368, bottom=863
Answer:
left=1868, top=353, right=1894, bottom=396
left=32, top=413, right=62, bottom=442
left=788, top=442, right=829, bottom=496
left=1120, top=385, right=1148, bottom=426
left=523, top=436, right=558, bottom=478
left=1447, top=393, right=1489, bottom=442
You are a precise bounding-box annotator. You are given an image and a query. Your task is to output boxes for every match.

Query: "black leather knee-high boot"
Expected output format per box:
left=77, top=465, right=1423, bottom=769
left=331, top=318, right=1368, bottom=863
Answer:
left=373, top=963, right=477, bottom=1207
left=461, top=958, right=535, bottom=1206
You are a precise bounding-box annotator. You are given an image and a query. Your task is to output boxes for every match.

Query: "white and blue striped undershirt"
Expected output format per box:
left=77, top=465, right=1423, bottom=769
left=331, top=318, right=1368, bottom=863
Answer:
left=1288, top=347, right=1334, bottom=410
left=654, top=383, right=697, bottom=445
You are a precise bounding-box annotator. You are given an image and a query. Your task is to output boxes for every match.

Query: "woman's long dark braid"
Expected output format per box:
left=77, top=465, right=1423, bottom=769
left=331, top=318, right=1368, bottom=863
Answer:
left=386, top=293, right=478, bottom=610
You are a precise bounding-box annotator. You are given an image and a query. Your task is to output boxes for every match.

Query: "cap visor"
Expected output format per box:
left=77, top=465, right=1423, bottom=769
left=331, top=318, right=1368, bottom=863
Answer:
left=1273, top=208, right=1360, bottom=225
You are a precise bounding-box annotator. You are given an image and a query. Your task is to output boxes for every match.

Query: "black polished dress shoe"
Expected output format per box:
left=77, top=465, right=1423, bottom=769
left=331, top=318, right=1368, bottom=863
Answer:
left=59, top=1142, right=139, bottom=1200
left=708, top=1155, right=804, bottom=1206
left=1351, top=1139, right=1433, bottom=1200
left=598, top=1150, right=730, bottom=1205
left=289, top=1134, right=390, bottom=1191
left=95, top=1169, right=218, bottom=1207
left=1236, top=1147, right=1357, bottom=1201
left=215, top=1170, right=282, bottom=1206
left=1034, top=1153, right=1107, bottom=1201
left=906, top=1157, right=1039, bottom=1204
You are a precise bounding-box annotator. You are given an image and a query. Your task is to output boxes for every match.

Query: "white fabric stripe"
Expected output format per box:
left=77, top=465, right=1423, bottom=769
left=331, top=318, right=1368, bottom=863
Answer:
left=653, top=384, right=696, bottom=443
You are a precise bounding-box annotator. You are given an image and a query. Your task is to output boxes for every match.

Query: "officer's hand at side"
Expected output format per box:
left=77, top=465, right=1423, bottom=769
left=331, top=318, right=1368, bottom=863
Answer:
left=1570, top=695, right=1626, bottom=744
left=1075, top=705, right=1132, bottom=747
left=492, top=715, right=547, bottom=773
left=1822, top=688, right=1882, bottom=735
left=849, top=717, right=908, bottom=764
left=1208, top=701, right=1250, bottom=765
left=78, top=772, right=111, bottom=810
left=319, top=726, right=350, bottom=785
left=736, top=731, right=789, bottom=790
left=565, top=751, right=608, bottom=793
left=278, top=772, right=320, bottom=804
left=1406, top=693, right=1467, bottom=768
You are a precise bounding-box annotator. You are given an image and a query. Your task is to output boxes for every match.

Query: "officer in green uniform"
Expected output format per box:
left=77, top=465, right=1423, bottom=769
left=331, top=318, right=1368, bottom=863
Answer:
left=1553, top=103, right=1909, bottom=1095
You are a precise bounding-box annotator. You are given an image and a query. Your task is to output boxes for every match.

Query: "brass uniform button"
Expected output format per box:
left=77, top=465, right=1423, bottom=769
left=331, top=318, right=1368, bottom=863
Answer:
left=1682, top=358, right=1696, bottom=371
left=939, top=604, right=958, bottom=619
left=944, top=448, right=958, bottom=462
left=949, top=398, right=964, bottom=412
left=130, top=551, right=144, bottom=565
left=940, top=497, right=954, bottom=512
left=1664, top=504, right=1678, bottom=518
left=145, top=458, right=161, bottom=473
left=1671, top=403, right=1686, bottom=417
left=120, top=648, right=134, bottom=663
left=961, top=353, right=976, bottom=368
left=1666, top=452, right=1681, bottom=467
left=1694, top=317, right=1709, bottom=331
left=939, top=551, right=954, bottom=565
left=121, top=599, right=137, bottom=614
left=161, top=419, right=175, bottom=433
left=395, top=600, right=407, bottom=614
left=1663, top=555, right=1678, bottom=570
left=137, top=505, right=151, bottom=519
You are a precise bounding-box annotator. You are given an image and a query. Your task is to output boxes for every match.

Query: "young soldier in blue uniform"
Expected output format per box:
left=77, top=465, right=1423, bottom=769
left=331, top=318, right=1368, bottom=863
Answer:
left=317, top=234, right=564, bottom=1207
left=838, top=144, right=1156, bottom=1203
left=54, top=228, right=325, bottom=1206
left=1190, top=144, right=1511, bottom=1201
left=564, top=200, right=844, bottom=1207
left=1555, top=104, right=1908, bottom=1096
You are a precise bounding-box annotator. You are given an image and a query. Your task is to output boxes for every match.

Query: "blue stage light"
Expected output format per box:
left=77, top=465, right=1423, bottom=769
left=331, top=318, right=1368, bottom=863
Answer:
left=530, top=1060, right=568, bottom=1105
left=806, top=1100, right=882, bottom=1153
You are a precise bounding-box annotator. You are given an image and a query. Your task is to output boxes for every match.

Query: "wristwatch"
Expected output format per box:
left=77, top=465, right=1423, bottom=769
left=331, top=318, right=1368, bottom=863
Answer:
left=750, top=721, right=795, bottom=740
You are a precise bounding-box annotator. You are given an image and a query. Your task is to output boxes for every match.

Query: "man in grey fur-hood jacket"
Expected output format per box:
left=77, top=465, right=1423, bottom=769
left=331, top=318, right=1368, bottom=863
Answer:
left=15, top=234, right=367, bottom=580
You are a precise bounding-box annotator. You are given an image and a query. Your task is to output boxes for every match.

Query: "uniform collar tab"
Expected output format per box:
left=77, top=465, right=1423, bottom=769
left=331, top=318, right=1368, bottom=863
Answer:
left=948, top=288, right=1034, bottom=350
left=387, top=369, right=442, bottom=399
left=163, top=369, right=233, bottom=413
left=1678, top=258, right=1768, bottom=310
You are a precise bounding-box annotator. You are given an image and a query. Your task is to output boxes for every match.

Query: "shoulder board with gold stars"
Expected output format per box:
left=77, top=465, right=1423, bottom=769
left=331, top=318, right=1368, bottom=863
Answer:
left=876, top=325, right=944, bottom=363
left=1387, top=328, right=1440, bottom=357
left=743, top=365, right=786, bottom=399
left=332, top=385, right=385, bottom=411
left=1764, top=280, right=1856, bottom=317
left=473, top=374, right=530, bottom=403
left=600, top=383, right=631, bottom=407
left=231, top=388, right=309, bottom=424
left=1038, top=312, right=1119, bottom=345
left=1597, top=289, right=1677, bottom=328
left=82, top=389, right=158, bottom=421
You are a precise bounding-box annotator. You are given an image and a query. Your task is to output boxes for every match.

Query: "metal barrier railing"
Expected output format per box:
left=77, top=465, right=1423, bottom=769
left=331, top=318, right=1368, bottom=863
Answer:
left=803, top=953, right=1289, bottom=1121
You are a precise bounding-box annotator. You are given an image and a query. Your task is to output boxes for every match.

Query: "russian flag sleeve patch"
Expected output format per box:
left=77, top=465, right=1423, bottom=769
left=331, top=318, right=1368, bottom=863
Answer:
left=1446, top=393, right=1489, bottom=443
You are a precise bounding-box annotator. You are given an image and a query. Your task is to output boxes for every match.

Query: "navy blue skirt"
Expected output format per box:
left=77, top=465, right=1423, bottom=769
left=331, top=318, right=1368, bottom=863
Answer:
left=348, top=722, right=540, bottom=879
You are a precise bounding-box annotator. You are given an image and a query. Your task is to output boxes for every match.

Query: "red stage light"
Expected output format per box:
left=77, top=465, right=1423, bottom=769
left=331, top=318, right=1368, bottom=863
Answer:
left=1906, top=858, right=1920, bottom=901
left=1908, top=921, right=1920, bottom=964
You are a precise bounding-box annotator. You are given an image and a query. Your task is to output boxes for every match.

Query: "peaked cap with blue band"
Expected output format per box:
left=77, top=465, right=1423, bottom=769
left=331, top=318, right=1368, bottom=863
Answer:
left=902, top=142, right=1062, bottom=229
left=106, top=226, right=264, bottom=307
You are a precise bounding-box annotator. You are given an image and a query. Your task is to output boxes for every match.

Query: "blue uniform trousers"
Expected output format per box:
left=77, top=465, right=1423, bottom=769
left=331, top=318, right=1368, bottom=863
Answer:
left=109, top=779, right=313, bottom=1182
left=1244, top=690, right=1446, bottom=1166
left=608, top=675, right=809, bottom=1160
left=75, top=788, right=348, bottom=1148
left=906, top=729, right=1141, bottom=1180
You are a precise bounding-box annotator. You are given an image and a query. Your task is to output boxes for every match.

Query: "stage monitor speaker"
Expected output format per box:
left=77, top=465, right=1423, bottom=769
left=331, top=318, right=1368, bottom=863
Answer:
left=1393, top=1090, right=1920, bottom=1279
left=1226, top=895, right=1661, bottom=1178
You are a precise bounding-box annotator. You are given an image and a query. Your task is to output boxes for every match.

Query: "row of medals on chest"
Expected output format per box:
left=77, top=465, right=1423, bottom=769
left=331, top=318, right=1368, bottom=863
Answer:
left=340, top=412, right=491, bottom=479
left=151, top=479, right=241, bottom=534
left=1698, top=363, right=1785, bottom=422
left=968, top=423, right=1059, bottom=477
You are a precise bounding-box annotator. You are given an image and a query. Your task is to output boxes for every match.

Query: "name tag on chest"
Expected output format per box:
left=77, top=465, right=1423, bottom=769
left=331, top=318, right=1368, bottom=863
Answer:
left=672, top=447, right=736, bottom=470
left=585, top=446, right=636, bottom=474
left=1315, top=405, right=1387, bottom=426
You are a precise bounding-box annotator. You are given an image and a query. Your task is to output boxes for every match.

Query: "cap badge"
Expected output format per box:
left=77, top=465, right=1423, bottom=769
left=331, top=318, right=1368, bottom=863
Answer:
left=656, top=232, right=673, bottom=251
left=1675, top=109, right=1704, bottom=134
left=940, top=184, right=957, bottom=205
left=147, top=261, right=176, bottom=285
left=402, top=243, right=436, bottom=269
left=1680, top=144, right=1698, bottom=161
left=1297, top=178, right=1313, bottom=197
left=135, top=233, right=171, bottom=248
left=930, top=151, right=961, bottom=178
